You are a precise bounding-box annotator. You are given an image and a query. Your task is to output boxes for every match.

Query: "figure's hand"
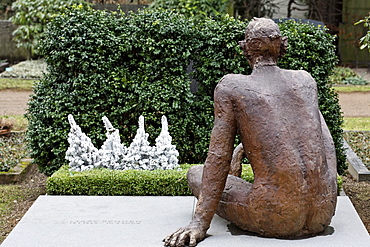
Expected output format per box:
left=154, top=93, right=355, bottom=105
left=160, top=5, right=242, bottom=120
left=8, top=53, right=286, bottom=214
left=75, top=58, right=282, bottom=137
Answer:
left=163, top=224, right=207, bottom=247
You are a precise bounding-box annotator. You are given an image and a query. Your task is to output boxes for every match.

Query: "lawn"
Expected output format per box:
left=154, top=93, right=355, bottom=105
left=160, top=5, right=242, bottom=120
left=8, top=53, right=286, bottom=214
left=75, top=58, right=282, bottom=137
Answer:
left=343, top=117, right=370, bottom=131
left=333, top=85, right=370, bottom=93
left=0, top=78, right=34, bottom=91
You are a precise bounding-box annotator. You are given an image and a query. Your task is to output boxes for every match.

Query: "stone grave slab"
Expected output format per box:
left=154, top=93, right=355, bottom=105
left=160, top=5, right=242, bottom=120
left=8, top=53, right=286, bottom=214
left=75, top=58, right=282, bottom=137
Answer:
left=2, top=196, right=369, bottom=247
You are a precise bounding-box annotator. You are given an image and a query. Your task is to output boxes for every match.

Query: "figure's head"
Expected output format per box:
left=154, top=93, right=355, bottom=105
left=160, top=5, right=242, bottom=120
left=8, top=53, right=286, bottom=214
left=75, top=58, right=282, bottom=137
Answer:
left=239, top=18, right=288, bottom=68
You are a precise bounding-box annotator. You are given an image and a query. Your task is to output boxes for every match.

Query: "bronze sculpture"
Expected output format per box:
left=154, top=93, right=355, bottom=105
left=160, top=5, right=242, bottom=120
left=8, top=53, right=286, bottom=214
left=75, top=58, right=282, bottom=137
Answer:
left=164, top=18, right=337, bottom=247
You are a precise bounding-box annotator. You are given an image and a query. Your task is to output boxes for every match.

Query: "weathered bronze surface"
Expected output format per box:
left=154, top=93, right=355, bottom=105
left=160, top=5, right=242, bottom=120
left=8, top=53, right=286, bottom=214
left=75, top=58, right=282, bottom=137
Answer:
left=164, top=17, right=337, bottom=247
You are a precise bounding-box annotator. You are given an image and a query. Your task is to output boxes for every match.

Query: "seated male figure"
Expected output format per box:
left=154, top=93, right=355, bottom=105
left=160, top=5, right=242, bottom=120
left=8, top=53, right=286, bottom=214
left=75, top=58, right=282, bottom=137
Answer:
left=164, top=18, right=337, bottom=247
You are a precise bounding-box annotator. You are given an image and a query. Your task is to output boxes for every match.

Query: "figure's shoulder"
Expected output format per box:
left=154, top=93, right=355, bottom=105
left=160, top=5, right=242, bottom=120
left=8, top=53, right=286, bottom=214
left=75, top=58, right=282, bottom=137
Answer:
left=280, top=68, right=316, bottom=86
left=218, top=73, right=249, bottom=86
left=215, top=74, right=249, bottom=94
left=221, top=73, right=248, bottom=80
left=282, top=68, right=314, bottom=80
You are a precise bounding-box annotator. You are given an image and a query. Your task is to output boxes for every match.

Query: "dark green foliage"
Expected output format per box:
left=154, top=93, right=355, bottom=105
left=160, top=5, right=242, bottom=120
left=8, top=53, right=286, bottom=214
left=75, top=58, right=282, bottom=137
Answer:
left=27, top=7, right=129, bottom=175
left=46, top=164, right=254, bottom=195
left=150, top=0, right=228, bottom=20
left=278, top=20, right=346, bottom=174
left=28, top=7, right=207, bottom=175
left=10, top=0, right=90, bottom=57
left=193, top=15, right=248, bottom=98
left=27, top=7, right=345, bottom=175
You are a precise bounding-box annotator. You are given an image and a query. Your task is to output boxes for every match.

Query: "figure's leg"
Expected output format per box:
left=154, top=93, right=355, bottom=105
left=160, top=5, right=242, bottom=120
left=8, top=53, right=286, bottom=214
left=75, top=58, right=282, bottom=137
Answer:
left=187, top=165, right=254, bottom=230
left=187, top=165, right=203, bottom=198
left=215, top=174, right=254, bottom=230
left=229, top=143, right=244, bottom=177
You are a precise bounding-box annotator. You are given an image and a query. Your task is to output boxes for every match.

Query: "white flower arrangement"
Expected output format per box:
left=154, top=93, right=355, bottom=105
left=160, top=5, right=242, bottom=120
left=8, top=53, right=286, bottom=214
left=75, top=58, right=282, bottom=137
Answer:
left=65, top=115, right=100, bottom=172
left=65, top=114, right=180, bottom=171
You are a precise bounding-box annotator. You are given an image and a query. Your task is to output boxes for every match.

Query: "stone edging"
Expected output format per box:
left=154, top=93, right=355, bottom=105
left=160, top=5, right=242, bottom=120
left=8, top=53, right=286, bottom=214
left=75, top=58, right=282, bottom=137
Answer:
left=0, top=158, right=36, bottom=184
left=344, top=140, right=370, bottom=182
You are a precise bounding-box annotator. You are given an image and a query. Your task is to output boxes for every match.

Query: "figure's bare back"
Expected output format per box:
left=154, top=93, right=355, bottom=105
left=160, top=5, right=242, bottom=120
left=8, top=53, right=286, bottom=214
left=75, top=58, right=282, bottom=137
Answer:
left=215, top=66, right=336, bottom=236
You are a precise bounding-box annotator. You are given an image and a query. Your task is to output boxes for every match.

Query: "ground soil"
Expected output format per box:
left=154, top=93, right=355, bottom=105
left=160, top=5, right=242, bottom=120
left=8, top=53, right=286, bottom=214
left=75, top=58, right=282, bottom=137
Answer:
left=0, top=84, right=370, bottom=242
left=342, top=174, right=370, bottom=233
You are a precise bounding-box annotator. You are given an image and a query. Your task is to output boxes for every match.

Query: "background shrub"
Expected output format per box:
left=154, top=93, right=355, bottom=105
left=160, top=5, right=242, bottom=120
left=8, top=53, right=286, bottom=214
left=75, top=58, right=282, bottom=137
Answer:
left=10, top=0, right=90, bottom=58
left=27, top=7, right=345, bottom=175
left=28, top=7, right=205, bottom=175
left=329, top=67, right=359, bottom=84
left=150, top=0, right=228, bottom=20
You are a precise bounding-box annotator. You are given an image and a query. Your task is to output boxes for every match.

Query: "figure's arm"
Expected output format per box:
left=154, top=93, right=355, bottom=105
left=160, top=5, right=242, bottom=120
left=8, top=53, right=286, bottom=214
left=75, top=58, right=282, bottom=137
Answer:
left=163, top=80, right=237, bottom=247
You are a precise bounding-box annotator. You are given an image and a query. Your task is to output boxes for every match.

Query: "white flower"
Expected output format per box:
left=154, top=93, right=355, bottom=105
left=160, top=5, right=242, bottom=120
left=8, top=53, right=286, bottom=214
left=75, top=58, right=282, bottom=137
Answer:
left=65, top=115, right=179, bottom=171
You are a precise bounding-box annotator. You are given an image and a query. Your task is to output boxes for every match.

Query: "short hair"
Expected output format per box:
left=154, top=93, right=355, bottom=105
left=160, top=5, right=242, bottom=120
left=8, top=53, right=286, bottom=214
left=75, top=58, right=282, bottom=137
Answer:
left=245, top=17, right=281, bottom=40
left=240, top=18, right=288, bottom=59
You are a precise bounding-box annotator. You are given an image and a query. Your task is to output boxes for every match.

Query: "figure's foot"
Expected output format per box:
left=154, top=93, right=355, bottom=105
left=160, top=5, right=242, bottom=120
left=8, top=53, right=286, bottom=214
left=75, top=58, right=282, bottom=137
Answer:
left=163, top=224, right=206, bottom=247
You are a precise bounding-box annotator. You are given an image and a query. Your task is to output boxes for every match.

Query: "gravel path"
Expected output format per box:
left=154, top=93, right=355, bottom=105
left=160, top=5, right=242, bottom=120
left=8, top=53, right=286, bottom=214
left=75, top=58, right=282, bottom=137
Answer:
left=0, top=90, right=369, bottom=117
left=338, top=92, right=370, bottom=117
left=0, top=90, right=32, bottom=116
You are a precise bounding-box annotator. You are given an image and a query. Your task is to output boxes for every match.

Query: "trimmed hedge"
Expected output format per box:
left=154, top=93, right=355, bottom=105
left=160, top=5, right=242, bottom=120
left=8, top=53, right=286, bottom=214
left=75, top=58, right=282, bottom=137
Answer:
left=46, top=165, right=192, bottom=196
left=27, top=6, right=345, bottom=176
left=46, top=165, right=343, bottom=196
left=46, top=164, right=254, bottom=195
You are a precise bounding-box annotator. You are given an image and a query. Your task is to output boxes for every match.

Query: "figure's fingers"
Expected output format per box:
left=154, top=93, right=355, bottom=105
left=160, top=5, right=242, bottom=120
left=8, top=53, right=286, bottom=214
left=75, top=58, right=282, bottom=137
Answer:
left=189, top=232, right=198, bottom=247
left=163, top=234, right=170, bottom=243
left=172, top=229, right=187, bottom=246
left=170, top=228, right=186, bottom=247
left=163, top=228, right=183, bottom=246
left=163, top=232, right=173, bottom=245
